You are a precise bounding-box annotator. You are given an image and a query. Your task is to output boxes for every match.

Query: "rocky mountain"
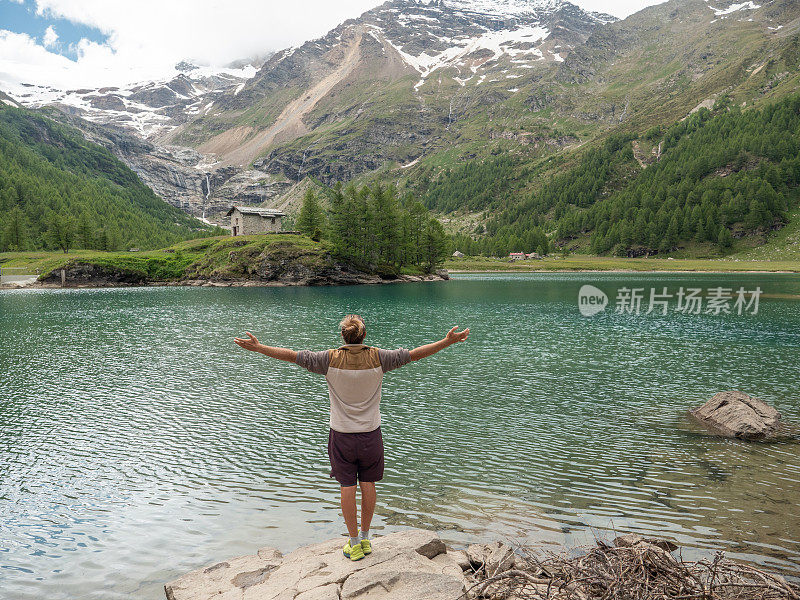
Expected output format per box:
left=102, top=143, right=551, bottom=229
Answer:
left=169, top=0, right=615, bottom=175
left=5, top=0, right=800, bottom=227
left=4, top=60, right=298, bottom=219
left=4, top=0, right=614, bottom=220
left=249, top=0, right=800, bottom=190
left=167, top=0, right=800, bottom=208
left=8, top=63, right=259, bottom=140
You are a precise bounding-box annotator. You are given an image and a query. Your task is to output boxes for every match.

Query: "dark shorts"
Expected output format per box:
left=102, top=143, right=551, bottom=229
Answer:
left=327, top=426, right=384, bottom=487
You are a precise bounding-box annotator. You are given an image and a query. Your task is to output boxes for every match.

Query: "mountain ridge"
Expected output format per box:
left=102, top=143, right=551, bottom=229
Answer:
left=4, top=0, right=800, bottom=247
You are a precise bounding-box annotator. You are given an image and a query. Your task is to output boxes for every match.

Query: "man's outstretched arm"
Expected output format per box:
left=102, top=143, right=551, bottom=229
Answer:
left=233, top=332, right=297, bottom=362
left=409, top=326, right=469, bottom=362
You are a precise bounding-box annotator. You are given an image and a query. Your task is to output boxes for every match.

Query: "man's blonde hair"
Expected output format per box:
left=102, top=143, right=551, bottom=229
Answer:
left=340, top=314, right=366, bottom=344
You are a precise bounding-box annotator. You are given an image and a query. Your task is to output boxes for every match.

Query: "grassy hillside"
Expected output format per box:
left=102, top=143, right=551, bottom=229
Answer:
left=444, top=92, right=800, bottom=258
left=385, top=0, right=800, bottom=252
left=737, top=207, right=800, bottom=260
left=0, top=105, right=217, bottom=252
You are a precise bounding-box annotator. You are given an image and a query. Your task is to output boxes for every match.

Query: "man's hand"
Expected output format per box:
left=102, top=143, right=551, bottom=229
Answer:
left=233, top=332, right=298, bottom=362
left=409, top=325, right=470, bottom=361
left=234, top=331, right=262, bottom=352
left=446, top=326, right=469, bottom=345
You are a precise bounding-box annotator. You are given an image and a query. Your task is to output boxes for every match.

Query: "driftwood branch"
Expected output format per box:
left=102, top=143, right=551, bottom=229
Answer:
left=460, top=538, right=800, bottom=600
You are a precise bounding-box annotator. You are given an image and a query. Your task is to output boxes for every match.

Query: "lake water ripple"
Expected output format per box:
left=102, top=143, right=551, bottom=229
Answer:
left=1, top=273, right=799, bottom=599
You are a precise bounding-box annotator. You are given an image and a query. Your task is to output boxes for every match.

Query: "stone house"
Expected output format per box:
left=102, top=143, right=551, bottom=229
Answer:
left=226, top=206, right=285, bottom=236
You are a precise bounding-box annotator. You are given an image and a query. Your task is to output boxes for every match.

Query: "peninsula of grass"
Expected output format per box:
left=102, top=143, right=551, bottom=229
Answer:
left=0, top=235, right=327, bottom=282
left=0, top=234, right=438, bottom=285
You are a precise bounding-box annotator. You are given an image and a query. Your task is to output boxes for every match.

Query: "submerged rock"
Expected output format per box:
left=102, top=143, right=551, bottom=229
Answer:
left=689, top=391, right=783, bottom=441
left=164, top=529, right=465, bottom=600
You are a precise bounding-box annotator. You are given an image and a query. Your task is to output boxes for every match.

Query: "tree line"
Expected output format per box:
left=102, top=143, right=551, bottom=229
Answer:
left=477, top=94, right=800, bottom=256
left=419, top=154, right=519, bottom=213
left=296, top=182, right=449, bottom=273
left=0, top=106, right=215, bottom=253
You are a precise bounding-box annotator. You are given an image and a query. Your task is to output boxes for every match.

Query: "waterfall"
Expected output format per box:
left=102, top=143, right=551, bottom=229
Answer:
left=203, top=173, right=210, bottom=220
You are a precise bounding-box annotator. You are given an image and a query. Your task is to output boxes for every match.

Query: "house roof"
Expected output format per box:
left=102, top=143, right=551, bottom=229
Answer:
left=226, top=206, right=286, bottom=217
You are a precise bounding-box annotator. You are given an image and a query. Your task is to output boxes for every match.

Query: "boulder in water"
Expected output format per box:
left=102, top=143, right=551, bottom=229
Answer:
left=689, top=391, right=783, bottom=441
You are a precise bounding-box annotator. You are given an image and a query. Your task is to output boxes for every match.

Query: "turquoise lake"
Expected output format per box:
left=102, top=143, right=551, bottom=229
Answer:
left=1, top=272, right=799, bottom=599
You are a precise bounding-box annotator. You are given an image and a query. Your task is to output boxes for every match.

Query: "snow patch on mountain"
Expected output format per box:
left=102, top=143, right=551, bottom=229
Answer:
left=706, top=1, right=761, bottom=17
left=362, top=0, right=616, bottom=92
left=376, top=19, right=552, bottom=91
left=6, top=64, right=256, bottom=138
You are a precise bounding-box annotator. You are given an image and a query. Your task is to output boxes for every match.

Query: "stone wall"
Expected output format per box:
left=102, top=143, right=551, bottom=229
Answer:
left=231, top=211, right=282, bottom=235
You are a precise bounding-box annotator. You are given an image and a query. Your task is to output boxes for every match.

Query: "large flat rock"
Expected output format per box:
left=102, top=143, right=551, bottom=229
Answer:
left=689, top=390, right=783, bottom=441
left=165, top=529, right=465, bottom=600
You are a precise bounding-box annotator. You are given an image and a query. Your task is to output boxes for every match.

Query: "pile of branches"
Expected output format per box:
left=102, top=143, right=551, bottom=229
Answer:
left=461, top=534, right=799, bottom=600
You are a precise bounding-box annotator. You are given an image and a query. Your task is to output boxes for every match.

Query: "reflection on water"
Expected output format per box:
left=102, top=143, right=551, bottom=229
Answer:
left=1, top=273, right=799, bottom=599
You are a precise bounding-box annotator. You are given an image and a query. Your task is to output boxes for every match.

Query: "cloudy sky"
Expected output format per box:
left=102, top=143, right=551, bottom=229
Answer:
left=0, top=0, right=668, bottom=90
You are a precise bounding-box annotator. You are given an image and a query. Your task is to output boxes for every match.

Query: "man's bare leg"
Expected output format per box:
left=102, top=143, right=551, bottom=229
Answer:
left=340, top=485, right=359, bottom=538
left=360, top=481, right=376, bottom=534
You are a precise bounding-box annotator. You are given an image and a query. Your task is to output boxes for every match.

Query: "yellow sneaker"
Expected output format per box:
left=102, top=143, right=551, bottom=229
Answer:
left=360, top=539, right=372, bottom=555
left=343, top=541, right=365, bottom=561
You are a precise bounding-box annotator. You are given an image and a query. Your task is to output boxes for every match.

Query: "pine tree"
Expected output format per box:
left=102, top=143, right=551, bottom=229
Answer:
left=327, top=183, right=355, bottom=260
left=745, top=199, right=767, bottom=230
left=322, top=182, right=449, bottom=271
left=421, top=218, right=449, bottom=272
left=46, top=213, right=76, bottom=253
left=694, top=221, right=704, bottom=243
left=77, top=213, right=95, bottom=249
left=297, top=188, right=325, bottom=240
left=408, top=201, right=428, bottom=266
left=665, top=214, right=680, bottom=249
left=369, top=184, right=401, bottom=268
left=96, top=228, right=110, bottom=251
left=718, top=226, right=733, bottom=249
left=2, top=205, right=29, bottom=251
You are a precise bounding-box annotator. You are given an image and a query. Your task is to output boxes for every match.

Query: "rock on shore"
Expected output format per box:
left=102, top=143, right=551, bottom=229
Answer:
left=165, top=529, right=800, bottom=600
left=689, top=390, right=784, bottom=441
left=164, top=529, right=466, bottom=600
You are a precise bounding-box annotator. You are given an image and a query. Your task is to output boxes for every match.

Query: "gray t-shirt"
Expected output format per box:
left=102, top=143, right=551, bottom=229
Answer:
left=296, top=344, right=411, bottom=433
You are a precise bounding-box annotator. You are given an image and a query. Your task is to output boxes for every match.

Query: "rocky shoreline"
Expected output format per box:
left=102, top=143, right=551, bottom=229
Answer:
left=164, top=528, right=799, bottom=600
left=3, top=262, right=449, bottom=289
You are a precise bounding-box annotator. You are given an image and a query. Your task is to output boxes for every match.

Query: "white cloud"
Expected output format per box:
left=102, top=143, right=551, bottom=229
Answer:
left=0, top=30, right=73, bottom=88
left=0, top=0, right=668, bottom=91
left=1, top=0, right=380, bottom=89
left=0, top=29, right=148, bottom=90
left=42, top=25, right=58, bottom=48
